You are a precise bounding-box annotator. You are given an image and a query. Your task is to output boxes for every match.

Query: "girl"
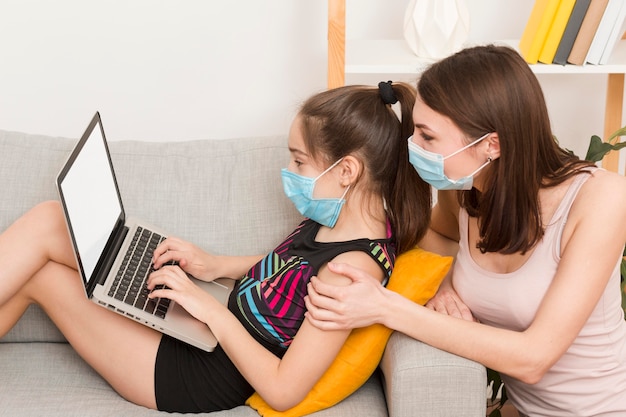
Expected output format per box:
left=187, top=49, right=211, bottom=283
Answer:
left=0, top=82, right=431, bottom=412
left=305, top=45, right=626, bottom=416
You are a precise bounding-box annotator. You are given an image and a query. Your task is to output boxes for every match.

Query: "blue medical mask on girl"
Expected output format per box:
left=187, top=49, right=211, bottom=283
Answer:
left=281, top=158, right=350, bottom=228
left=407, top=133, right=492, bottom=190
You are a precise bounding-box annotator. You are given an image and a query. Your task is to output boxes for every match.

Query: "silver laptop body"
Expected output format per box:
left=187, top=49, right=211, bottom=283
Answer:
left=56, top=112, right=233, bottom=352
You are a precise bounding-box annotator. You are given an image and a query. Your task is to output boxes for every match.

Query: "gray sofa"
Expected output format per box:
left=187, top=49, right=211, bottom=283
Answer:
left=0, top=128, right=487, bottom=417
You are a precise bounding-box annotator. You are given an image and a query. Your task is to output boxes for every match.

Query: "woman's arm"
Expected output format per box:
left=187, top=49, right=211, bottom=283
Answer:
left=308, top=172, right=626, bottom=384
left=425, top=189, right=461, bottom=247
left=152, top=236, right=264, bottom=280
left=149, top=250, right=385, bottom=411
left=419, top=190, right=475, bottom=320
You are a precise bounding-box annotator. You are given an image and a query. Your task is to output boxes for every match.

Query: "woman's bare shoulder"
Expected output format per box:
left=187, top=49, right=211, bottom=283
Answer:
left=582, top=169, right=626, bottom=200
left=571, top=168, right=626, bottom=221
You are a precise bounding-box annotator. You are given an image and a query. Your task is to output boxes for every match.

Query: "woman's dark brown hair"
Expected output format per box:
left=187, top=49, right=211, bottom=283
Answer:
left=298, top=83, right=431, bottom=254
left=418, top=45, right=594, bottom=254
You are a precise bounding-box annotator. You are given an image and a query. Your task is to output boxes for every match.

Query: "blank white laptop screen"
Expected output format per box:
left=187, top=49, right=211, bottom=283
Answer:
left=60, top=121, right=121, bottom=284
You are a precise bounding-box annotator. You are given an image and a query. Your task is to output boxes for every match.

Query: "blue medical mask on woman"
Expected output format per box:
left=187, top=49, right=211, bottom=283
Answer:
left=407, top=133, right=492, bottom=190
left=281, top=158, right=350, bottom=228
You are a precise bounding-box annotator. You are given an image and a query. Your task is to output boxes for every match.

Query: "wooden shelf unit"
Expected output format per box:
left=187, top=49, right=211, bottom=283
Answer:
left=327, top=0, right=626, bottom=173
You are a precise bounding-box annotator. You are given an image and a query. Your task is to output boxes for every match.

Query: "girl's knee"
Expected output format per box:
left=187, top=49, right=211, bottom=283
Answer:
left=25, top=201, right=74, bottom=261
left=30, top=201, right=66, bottom=230
left=32, top=200, right=63, bottom=216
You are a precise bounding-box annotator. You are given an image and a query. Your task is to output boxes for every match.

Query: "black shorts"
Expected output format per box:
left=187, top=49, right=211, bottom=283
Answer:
left=154, top=335, right=254, bottom=413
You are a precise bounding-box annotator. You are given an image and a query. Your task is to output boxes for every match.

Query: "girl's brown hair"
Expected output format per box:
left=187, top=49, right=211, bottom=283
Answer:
left=299, top=83, right=431, bottom=254
left=418, top=45, right=594, bottom=254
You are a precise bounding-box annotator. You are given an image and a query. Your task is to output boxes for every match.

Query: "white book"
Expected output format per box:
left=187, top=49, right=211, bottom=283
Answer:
left=586, top=0, right=625, bottom=64
left=599, top=0, right=626, bottom=64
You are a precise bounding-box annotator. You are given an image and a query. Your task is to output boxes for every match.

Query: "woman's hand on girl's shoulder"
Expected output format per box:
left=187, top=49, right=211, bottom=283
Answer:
left=305, top=255, right=390, bottom=331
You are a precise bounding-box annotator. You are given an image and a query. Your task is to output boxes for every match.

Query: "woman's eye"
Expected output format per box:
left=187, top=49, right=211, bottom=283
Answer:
left=420, top=132, right=434, bottom=141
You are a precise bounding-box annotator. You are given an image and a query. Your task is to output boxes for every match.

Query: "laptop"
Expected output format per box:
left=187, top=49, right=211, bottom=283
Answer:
left=56, top=111, right=234, bottom=352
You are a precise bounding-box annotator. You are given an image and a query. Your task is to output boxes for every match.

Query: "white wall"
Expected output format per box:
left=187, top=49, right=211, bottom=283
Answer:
left=0, top=0, right=623, bottom=165
left=0, top=0, right=327, bottom=141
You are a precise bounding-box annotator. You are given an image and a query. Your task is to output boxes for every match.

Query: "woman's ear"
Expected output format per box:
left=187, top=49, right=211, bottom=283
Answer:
left=338, top=155, right=362, bottom=186
left=486, top=133, right=501, bottom=161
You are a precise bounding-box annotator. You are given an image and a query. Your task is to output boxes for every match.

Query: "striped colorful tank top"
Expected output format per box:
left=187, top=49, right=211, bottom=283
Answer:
left=228, top=219, right=395, bottom=352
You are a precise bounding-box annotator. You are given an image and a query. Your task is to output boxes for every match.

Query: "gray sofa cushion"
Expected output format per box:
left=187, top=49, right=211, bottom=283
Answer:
left=0, top=343, right=387, bottom=417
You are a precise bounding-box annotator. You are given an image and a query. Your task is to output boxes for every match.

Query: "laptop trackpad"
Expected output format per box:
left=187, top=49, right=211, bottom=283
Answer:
left=196, top=277, right=234, bottom=304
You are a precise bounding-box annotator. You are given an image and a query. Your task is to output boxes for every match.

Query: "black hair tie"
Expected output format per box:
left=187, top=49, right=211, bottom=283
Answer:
left=378, top=80, right=398, bottom=105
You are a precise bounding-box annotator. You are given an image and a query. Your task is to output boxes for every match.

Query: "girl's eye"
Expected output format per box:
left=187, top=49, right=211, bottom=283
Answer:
left=294, top=160, right=303, bottom=167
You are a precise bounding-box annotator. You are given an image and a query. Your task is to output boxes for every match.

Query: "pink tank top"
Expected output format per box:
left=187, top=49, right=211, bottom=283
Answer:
left=454, top=171, right=626, bottom=416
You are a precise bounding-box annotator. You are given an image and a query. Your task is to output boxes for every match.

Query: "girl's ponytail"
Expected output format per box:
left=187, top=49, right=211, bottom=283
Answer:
left=382, top=82, right=431, bottom=253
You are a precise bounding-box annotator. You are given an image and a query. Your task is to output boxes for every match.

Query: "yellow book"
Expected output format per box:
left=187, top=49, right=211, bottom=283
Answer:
left=519, top=0, right=564, bottom=64
left=538, top=0, right=578, bottom=63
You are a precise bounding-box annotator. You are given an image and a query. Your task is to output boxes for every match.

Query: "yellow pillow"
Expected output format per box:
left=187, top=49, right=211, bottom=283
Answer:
left=246, top=247, right=452, bottom=417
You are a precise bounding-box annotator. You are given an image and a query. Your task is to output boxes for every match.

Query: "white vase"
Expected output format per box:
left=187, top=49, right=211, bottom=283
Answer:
left=403, top=0, right=470, bottom=60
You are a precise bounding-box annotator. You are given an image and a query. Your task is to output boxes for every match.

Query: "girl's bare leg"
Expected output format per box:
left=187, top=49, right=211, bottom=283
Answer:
left=0, top=201, right=162, bottom=409
left=0, top=200, right=77, bottom=306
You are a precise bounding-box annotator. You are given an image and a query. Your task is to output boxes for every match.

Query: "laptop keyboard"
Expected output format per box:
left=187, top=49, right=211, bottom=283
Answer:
left=108, top=227, right=171, bottom=319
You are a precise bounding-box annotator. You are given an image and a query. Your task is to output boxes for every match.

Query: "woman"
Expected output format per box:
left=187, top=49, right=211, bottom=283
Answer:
left=0, top=82, right=431, bottom=412
left=305, top=45, right=626, bottom=416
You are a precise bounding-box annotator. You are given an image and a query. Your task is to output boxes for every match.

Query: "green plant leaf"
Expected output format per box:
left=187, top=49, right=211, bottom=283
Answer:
left=607, top=126, right=626, bottom=144
left=584, top=136, right=626, bottom=162
left=584, top=126, right=626, bottom=162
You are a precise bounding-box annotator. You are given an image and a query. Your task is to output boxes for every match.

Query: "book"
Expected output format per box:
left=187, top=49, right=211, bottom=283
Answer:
left=599, top=1, right=626, bottom=64
left=519, top=0, right=564, bottom=64
left=567, top=0, right=610, bottom=64
left=553, top=0, right=592, bottom=64
left=538, top=0, right=578, bottom=63
left=586, top=0, right=626, bottom=64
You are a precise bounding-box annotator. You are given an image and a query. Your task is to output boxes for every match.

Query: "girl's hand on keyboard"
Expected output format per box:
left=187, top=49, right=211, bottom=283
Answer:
left=147, top=265, right=222, bottom=325
left=153, top=236, right=265, bottom=281
left=152, top=236, right=216, bottom=280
